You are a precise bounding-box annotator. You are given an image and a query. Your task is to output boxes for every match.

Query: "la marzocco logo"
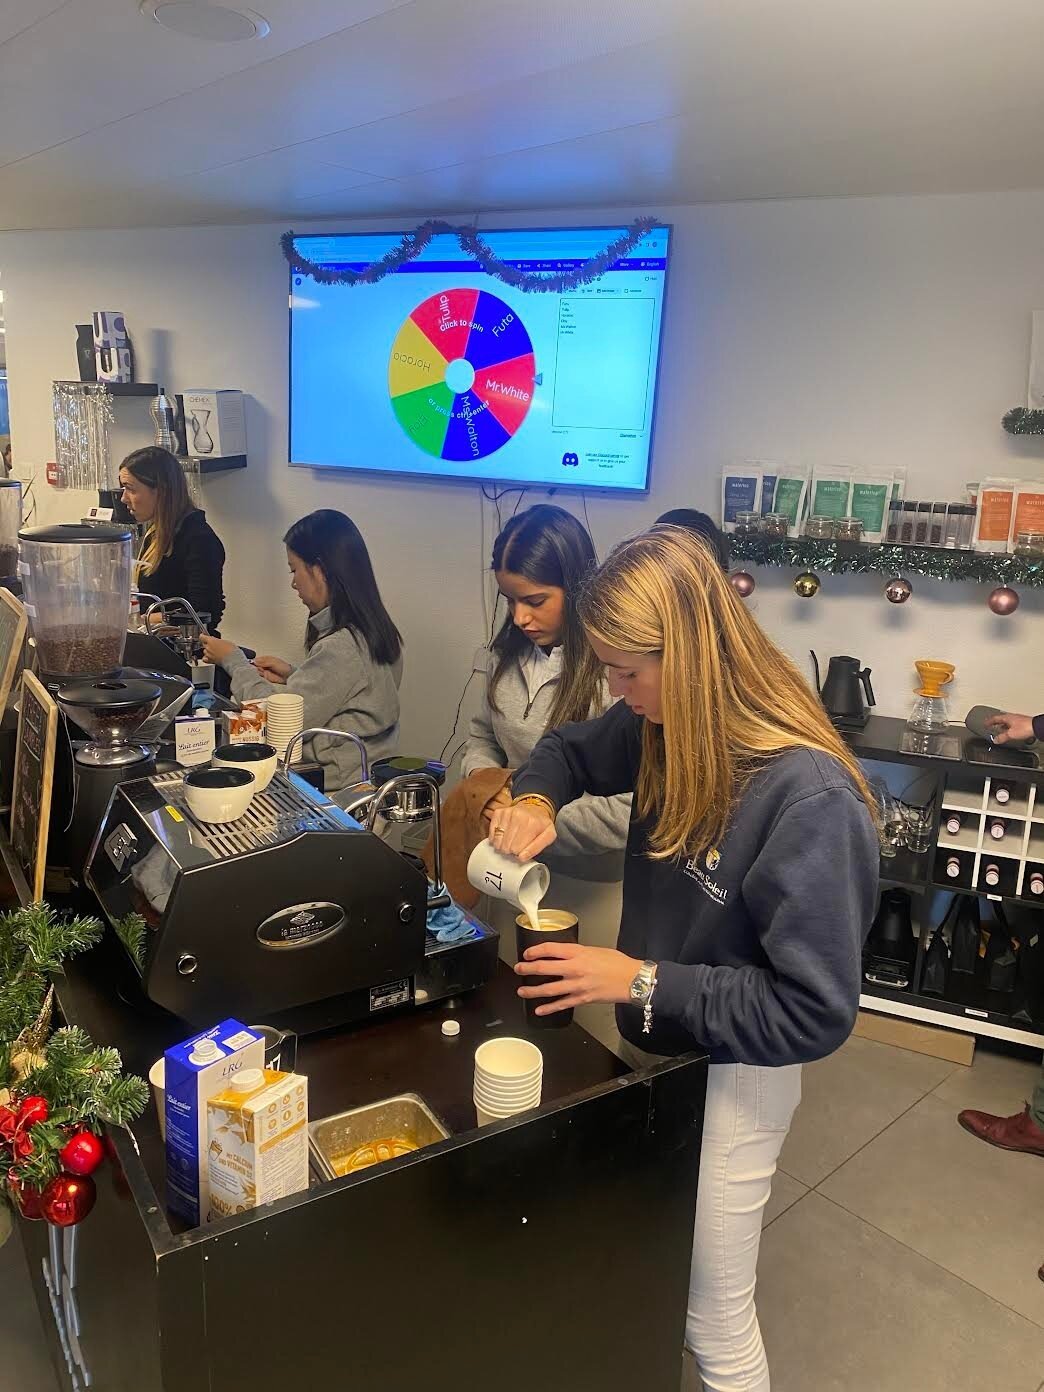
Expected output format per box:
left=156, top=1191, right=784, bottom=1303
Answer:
left=257, top=902, right=345, bottom=949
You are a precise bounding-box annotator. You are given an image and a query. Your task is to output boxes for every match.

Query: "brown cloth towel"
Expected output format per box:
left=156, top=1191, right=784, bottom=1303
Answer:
left=423, top=767, right=513, bottom=909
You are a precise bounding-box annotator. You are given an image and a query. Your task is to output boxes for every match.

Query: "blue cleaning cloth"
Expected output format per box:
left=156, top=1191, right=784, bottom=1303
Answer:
left=426, top=888, right=479, bottom=944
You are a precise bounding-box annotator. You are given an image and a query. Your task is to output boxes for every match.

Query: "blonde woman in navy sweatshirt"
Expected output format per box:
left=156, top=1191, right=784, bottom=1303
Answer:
left=489, top=526, right=879, bottom=1392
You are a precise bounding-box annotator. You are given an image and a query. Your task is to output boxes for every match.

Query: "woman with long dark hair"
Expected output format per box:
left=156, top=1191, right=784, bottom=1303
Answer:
left=488, top=527, right=878, bottom=1391
left=202, top=509, right=402, bottom=795
left=462, top=505, right=630, bottom=1037
left=119, top=446, right=225, bottom=628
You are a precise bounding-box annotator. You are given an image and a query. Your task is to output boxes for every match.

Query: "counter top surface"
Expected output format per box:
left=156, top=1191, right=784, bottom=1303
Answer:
left=53, top=933, right=632, bottom=1238
left=845, top=713, right=1042, bottom=778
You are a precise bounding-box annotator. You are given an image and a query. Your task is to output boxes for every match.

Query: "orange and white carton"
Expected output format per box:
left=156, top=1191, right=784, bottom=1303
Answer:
left=206, top=1068, right=308, bottom=1220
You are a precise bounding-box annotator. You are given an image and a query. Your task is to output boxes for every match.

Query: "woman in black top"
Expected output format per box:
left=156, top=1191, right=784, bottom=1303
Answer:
left=119, top=446, right=226, bottom=630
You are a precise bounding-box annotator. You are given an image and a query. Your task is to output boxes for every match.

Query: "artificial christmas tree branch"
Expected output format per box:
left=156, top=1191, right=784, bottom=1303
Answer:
left=0, top=904, right=147, bottom=1237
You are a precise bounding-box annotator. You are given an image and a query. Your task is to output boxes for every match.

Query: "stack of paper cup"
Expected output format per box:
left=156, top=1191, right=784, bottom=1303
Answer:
left=265, top=692, right=305, bottom=761
left=473, top=1037, right=543, bottom=1126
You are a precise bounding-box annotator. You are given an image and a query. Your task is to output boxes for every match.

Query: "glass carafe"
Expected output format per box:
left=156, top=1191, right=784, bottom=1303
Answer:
left=19, top=523, right=133, bottom=680
left=0, top=480, right=22, bottom=577
left=190, top=409, right=214, bottom=454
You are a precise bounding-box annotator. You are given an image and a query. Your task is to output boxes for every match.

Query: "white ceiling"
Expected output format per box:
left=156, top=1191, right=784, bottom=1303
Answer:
left=2, top=0, right=1044, bottom=229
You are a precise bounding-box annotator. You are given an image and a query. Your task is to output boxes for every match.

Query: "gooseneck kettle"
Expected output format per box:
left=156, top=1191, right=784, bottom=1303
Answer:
left=811, top=652, right=875, bottom=730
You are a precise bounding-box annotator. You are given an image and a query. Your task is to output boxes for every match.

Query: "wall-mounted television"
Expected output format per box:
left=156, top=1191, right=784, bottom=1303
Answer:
left=289, top=225, right=671, bottom=493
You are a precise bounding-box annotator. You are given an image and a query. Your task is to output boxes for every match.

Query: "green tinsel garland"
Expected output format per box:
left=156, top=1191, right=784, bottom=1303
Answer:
left=1002, top=407, right=1044, bottom=435
left=727, top=536, right=1044, bottom=586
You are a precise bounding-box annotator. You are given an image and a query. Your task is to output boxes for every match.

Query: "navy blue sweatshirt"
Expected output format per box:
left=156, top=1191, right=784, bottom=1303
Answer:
left=513, top=701, right=880, bottom=1066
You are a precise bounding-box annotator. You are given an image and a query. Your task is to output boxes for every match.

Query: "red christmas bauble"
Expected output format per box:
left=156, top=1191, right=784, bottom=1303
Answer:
left=987, top=585, right=1020, bottom=615
left=729, top=570, right=756, bottom=597
left=17, top=1096, right=49, bottom=1128
left=59, top=1131, right=104, bottom=1177
left=40, top=1174, right=96, bottom=1228
left=7, top=1173, right=45, bottom=1221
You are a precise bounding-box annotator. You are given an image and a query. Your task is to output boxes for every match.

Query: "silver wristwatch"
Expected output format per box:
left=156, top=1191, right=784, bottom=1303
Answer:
left=629, top=960, right=658, bottom=1035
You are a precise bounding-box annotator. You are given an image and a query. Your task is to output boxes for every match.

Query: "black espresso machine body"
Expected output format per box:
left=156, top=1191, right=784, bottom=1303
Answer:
left=85, top=768, right=497, bottom=1030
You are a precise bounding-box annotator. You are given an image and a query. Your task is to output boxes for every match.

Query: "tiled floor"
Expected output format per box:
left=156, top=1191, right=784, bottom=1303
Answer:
left=4, top=1034, right=1044, bottom=1392
left=685, top=1033, right=1044, bottom=1392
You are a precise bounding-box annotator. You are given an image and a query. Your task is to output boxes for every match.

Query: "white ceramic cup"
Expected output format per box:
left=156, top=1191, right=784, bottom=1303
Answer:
left=467, top=842, right=550, bottom=918
left=212, top=741, right=278, bottom=792
left=149, top=1058, right=165, bottom=1140
left=184, top=765, right=256, bottom=823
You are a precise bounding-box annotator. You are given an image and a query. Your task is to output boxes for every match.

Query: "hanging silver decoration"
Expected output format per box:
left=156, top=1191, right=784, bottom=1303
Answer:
left=52, top=382, right=116, bottom=490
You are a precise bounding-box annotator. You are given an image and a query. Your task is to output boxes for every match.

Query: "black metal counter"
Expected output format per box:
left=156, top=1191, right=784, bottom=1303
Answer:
left=18, top=934, right=708, bottom=1392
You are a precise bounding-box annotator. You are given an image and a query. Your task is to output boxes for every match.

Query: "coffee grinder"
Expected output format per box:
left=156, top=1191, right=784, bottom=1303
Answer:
left=56, top=677, right=164, bottom=875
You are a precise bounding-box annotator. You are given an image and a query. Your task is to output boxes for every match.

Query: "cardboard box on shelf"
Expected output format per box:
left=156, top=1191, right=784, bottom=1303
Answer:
left=183, top=389, right=246, bottom=458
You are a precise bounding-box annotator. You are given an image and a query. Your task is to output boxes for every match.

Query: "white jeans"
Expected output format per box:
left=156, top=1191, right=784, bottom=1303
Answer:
left=688, top=1061, right=802, bottom=1391
left=622, top=1043, right=802, bottom=1392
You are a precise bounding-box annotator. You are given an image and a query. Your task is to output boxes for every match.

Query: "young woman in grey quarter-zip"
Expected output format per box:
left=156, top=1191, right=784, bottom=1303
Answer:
left=462, top=505, right=630, bottom=1044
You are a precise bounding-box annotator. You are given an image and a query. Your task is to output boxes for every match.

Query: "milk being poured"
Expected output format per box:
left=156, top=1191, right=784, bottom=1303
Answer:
left=517, top=874, right=546, bottom=931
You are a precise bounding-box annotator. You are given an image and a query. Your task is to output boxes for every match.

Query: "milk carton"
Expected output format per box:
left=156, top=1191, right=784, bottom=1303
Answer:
left=164, top=1020, right=264, bottom=1226
left=207, top=1068, right=309, bottom=1220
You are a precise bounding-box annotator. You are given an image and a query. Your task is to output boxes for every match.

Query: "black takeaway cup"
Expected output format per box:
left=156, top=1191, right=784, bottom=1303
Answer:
left=516, top=909, right=579, bottom=1029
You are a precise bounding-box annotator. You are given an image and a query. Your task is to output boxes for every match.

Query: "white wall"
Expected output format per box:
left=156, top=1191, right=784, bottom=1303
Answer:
left=3, top=191, right=1044, bottom=758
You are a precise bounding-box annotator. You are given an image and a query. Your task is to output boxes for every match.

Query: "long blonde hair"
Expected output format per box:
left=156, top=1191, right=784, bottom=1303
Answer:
left=579, top=526, right=877, bottom=860
left=121, top=447, right=193, bottom=578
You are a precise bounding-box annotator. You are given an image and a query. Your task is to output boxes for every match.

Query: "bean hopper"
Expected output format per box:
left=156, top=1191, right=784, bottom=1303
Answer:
left=18, top=523, right=133, bottom=682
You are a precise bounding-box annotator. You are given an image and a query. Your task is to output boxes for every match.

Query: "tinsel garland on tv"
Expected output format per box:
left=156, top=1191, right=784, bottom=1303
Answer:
left=281, top=218, right=659, bottom=292
left=726, top=536, right=1044, bottom=586
left=1002, top=406, right=1044, bottom=435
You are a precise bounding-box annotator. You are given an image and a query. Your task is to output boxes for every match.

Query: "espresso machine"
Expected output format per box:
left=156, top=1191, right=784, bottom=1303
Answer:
left=85, top=745, right=498, bottom=1033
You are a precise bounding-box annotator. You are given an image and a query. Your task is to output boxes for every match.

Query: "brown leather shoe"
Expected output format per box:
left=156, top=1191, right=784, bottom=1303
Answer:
left=957, top=1104, right=1044, bottom=1156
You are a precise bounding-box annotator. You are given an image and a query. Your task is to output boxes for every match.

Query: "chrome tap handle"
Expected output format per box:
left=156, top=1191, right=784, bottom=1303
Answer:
left=365, top=773, right=446, bottom=898
left=281, top=727, right=370, bottom=783
left=143, top=595, right=208, bottom=635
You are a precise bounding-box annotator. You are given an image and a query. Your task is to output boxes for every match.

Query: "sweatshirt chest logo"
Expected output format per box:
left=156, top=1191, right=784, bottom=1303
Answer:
left=682, top=848, right=728, bottom=905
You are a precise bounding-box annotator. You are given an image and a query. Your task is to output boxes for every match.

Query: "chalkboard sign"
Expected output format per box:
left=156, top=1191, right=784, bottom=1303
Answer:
left=0, top=588, right=28, bottom=715
left=10, top=670, right=57, bottom=901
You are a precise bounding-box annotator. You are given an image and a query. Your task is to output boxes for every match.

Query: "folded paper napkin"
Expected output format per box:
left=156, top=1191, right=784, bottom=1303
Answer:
left=426, top=887, right=478, bottom=944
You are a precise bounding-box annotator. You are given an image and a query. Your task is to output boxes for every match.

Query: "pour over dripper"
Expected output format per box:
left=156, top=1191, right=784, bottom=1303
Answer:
left=908, top=660, right=955, bottom=732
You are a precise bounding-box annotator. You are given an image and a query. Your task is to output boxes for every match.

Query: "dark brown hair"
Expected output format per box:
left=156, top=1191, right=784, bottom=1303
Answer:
left=489, top=504, right=601, bottom=729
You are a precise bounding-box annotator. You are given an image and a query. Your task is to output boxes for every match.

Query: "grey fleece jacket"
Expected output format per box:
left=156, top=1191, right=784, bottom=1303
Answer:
left=220, top=606, right=401, bottom=796
left=462, top=646, right=630, bottom=882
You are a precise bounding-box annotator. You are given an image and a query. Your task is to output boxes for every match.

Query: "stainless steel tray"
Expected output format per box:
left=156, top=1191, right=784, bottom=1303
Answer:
left=309, top=1093, right=450, bottom=1181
